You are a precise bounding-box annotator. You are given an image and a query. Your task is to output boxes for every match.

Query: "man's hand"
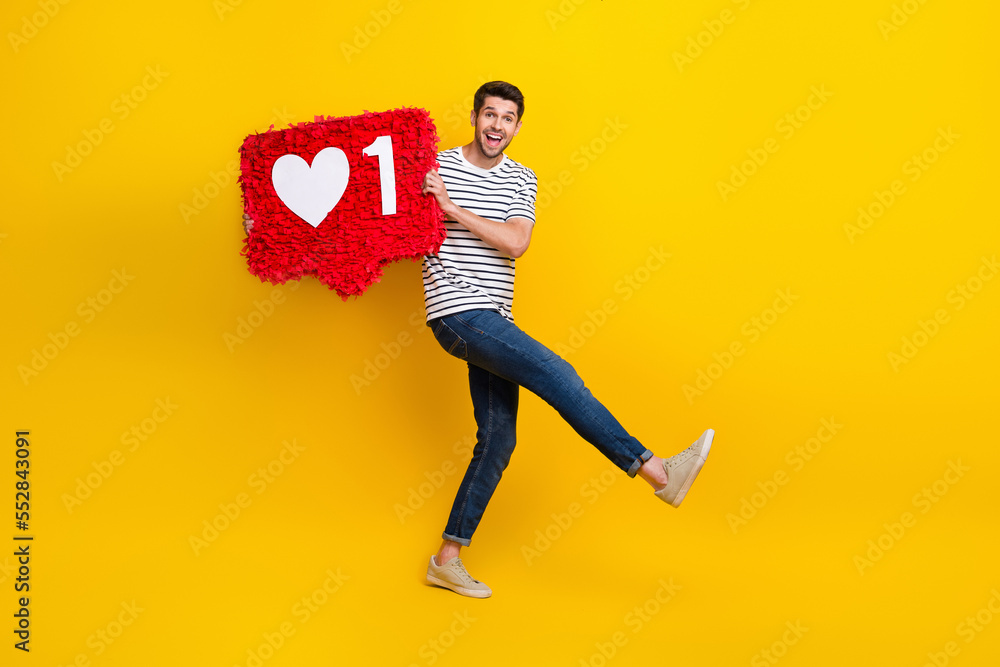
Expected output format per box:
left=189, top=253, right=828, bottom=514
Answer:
left=423, top=169, right=533, bottom=258
left=422, top=169, right=455, bottom=218
left=242, top=213, right=254, bottom=235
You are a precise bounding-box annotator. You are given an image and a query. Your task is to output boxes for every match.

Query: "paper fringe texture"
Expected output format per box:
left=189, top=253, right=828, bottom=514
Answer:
left=238, top=107, right=446, bottom=299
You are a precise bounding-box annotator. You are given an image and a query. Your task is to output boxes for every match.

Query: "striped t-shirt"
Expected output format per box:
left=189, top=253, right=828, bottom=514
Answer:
left=422, top=146, right=538, bottom=322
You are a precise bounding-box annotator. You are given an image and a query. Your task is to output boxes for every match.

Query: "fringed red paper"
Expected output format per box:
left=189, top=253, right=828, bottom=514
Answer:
left=238, top=107, right=446, bottom=299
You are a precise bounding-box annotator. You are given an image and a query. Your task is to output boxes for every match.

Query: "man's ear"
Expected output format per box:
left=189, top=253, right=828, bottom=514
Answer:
left=470, top=109, right=476, bottom=126
left=513, top=120, right=522, bottom=137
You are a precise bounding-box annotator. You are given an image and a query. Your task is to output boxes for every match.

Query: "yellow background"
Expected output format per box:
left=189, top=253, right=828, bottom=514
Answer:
left=3, top=0, right=998, bottom=664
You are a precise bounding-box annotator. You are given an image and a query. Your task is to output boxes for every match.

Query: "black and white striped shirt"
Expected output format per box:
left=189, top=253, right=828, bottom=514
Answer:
left=422, top=146, right=537, bottom=322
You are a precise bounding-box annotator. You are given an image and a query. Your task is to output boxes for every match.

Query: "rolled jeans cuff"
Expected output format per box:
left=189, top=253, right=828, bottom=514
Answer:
left=442, top=531, right=471, bottom=547
left=626, top=448, right=654, bottom=478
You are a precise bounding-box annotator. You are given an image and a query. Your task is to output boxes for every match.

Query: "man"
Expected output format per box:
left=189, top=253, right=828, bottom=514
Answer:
left=419, top=81, right=714, bottom=599
left=242, top=81, right=714, bottom=599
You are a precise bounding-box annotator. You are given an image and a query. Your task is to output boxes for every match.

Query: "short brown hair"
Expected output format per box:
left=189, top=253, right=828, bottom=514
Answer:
left=473, top=81, right=525, bottom=121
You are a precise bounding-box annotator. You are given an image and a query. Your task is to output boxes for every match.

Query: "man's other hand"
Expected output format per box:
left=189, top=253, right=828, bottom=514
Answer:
left=422, top=169, right=455, bottom=218
left=242, top=213, right=254, bottom=235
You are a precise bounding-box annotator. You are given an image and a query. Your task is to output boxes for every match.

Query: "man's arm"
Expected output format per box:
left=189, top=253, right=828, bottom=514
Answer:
left=422, top=169, right=534, bottom=259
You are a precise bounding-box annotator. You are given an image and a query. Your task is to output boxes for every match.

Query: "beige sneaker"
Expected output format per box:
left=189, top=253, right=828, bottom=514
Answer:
left=654, top=428, right=714, bottom=508
left=426, top=556, right=492, bottom=598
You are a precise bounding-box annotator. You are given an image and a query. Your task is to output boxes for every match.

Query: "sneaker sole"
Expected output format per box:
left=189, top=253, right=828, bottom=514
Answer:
left=426, top=573, right=492, bottom=598
left=670, top=428, right=714, bottom=508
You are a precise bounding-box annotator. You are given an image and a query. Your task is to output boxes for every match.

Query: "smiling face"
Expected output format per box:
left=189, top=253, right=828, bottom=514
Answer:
left=469, top=96, right=522, bottom=164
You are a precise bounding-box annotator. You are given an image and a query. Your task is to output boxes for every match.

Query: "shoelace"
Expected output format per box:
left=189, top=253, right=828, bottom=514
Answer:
left=451, top=558, right=479, bottom=584
left=666, top=441, right=700, bottom=469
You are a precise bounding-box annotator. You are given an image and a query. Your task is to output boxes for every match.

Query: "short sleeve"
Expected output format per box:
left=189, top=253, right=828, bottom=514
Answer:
left=505, top=167, right=537, bottom=224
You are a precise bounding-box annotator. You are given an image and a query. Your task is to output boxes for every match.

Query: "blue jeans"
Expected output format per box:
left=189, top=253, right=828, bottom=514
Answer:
left=429, top=308, right=652, bottom=546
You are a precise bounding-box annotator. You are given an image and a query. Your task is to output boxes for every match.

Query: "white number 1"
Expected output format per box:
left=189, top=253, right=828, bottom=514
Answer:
left=362, top=135, right=397, bottom=216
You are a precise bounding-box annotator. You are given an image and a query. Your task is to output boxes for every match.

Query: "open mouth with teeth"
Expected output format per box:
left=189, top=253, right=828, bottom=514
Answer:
left=484, top=132, right=503, bottom=148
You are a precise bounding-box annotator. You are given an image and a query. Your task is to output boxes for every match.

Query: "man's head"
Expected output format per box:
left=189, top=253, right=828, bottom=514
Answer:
left=473, top=81, right=524, bottom=121
left=469, top=81, right=524, bottom=163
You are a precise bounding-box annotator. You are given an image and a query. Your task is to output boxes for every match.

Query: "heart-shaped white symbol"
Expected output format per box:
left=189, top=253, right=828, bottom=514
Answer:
left=271, top=147, right=350, bottom=227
